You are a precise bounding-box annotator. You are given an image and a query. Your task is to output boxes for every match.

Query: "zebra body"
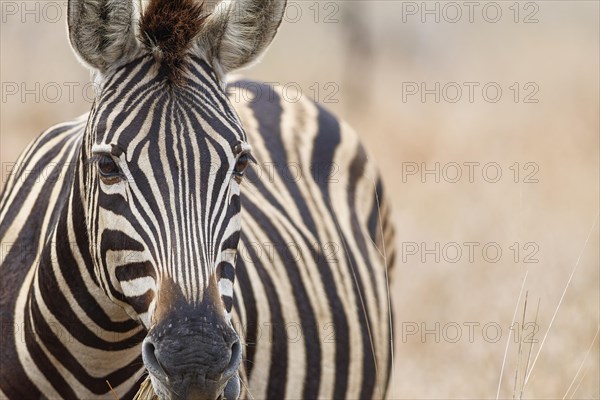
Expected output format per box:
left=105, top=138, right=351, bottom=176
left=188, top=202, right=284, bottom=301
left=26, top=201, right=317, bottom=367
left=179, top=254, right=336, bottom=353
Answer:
left=0, top=1, right=395, bottom=399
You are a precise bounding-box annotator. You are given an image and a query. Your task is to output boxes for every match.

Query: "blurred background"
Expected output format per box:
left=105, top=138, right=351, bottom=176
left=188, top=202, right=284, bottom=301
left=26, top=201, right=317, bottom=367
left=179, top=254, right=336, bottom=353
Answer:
left=1, top=1, right=598, bottom=399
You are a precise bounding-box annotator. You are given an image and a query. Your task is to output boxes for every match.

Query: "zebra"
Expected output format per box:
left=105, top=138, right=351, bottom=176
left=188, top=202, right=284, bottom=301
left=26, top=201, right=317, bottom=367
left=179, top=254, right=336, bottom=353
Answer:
left=0, top=0, right=396, bottom=398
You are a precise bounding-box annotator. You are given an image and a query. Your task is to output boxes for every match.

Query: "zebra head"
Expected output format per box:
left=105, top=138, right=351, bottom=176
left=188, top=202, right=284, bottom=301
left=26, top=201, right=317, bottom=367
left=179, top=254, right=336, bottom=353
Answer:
left=67, top=0, right=286, bottom=398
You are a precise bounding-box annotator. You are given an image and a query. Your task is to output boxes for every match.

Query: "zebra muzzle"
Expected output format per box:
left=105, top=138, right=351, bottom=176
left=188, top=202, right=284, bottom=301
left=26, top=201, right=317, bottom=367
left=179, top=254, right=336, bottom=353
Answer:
left=141, top=321, right=242, bottom=399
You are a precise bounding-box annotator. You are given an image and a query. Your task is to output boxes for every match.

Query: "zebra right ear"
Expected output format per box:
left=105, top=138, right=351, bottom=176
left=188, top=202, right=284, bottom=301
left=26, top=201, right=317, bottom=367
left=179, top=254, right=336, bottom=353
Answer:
left=197, top=0, right=287, bottom=78
left=67, top=0, right=139, bottom=74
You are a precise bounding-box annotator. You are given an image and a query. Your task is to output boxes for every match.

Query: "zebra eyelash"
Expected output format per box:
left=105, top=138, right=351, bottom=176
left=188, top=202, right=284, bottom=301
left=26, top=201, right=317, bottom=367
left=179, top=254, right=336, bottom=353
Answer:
left=85, top=154, right=121, bottom=170
left=86, top=153, right=127, bottom=183
left=85, top=154, right=108, bottom=165
left=244, top=151, right=257, bottom=165
left=84, top=154, right=107, bottom=168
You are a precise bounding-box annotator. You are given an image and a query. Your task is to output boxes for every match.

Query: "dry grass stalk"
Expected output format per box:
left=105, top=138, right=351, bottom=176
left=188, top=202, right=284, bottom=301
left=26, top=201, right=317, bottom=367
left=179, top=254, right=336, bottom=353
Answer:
left=133, top=377, right=159, bottom=400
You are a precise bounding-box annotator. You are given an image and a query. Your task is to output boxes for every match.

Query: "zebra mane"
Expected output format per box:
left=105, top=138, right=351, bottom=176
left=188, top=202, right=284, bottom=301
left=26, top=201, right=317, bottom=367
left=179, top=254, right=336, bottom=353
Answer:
left=139, top=0, right=209, bottom=83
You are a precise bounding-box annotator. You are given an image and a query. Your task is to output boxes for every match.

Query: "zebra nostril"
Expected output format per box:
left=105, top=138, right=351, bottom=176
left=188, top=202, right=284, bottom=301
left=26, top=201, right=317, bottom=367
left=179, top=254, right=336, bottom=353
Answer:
left=223, top=340, right=242, bottom=378
left=141, top=339, right=166, bottom=377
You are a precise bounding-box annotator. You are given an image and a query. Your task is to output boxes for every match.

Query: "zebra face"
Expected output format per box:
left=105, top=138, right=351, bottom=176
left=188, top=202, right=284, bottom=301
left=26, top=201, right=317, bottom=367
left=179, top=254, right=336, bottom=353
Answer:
left=86, top=54, right=249, bottom=313
left=83, top=55, right=248, bottom=399
left=68, top=0, right=286, bottom=397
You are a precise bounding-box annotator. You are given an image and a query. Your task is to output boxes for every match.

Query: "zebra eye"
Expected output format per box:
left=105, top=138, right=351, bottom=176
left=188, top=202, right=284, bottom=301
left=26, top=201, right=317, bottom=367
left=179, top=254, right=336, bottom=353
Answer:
left=233, top=153, right=250, bottom=178
left=96, top=155, right=122, bottom=184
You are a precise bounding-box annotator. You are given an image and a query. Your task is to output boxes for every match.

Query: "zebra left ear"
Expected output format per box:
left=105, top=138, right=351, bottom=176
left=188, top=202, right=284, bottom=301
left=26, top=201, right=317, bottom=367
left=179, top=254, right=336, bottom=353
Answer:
left=68, top=0, right=139, bottom=74
left=197, top=0, right=287, bottom=77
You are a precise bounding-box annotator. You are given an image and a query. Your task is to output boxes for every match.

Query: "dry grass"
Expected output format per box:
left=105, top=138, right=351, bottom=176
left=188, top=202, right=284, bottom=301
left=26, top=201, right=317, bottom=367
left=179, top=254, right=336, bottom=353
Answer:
left=1, top=2, right=598, bottom=399
left=133, top=377, right=158, bottom=400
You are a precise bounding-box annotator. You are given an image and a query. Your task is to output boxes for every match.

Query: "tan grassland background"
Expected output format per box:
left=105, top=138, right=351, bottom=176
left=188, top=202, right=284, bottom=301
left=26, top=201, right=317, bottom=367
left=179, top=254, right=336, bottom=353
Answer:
left=1, top=1, right=598, bottom=399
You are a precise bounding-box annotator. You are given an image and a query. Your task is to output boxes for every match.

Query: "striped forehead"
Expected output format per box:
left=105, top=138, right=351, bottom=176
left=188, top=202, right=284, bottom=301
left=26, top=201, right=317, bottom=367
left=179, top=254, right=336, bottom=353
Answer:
left=89, top=55, right=245, bottom=148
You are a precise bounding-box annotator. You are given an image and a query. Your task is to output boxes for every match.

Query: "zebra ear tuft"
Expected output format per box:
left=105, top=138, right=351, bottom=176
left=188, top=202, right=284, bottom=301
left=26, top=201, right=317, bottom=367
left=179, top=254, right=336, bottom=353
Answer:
left=197, top=0, right=287, bottom=77
left=68, top=0, right=139, bottom=74
left=139, top=0, right=209, bottom=83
